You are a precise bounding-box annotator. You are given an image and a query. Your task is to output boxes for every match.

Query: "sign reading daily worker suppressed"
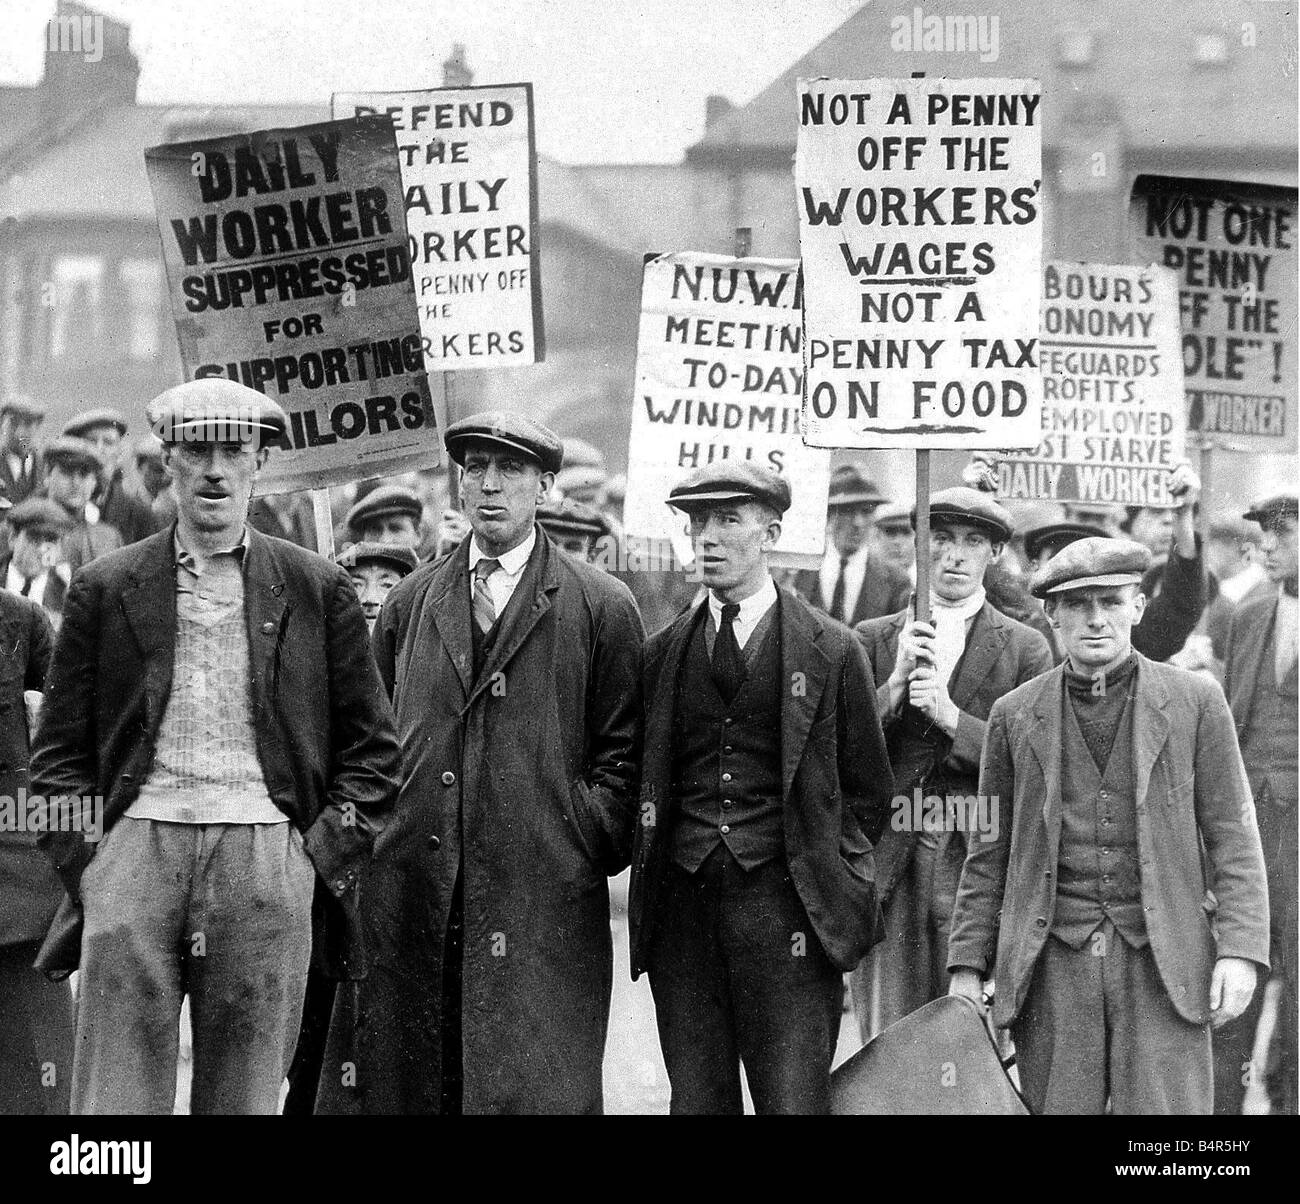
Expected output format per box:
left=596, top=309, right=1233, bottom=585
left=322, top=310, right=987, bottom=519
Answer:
left=625, top=253, right=831, bottom=558
left=998, top=263, right=1186, bottom=507
left=146, top=117, right=443, bottom=493
left=796, top=77, right=1043, bottom=450
left=333, top=84, right=543, bottom=368
left=1128, top=175, right=1296, bottom=451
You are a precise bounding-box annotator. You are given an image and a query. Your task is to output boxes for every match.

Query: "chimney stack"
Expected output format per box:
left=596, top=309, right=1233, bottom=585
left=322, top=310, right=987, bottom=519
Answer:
left=442, top=43, right=474, bottom=88
left=705, top=94, right=734, bottom=126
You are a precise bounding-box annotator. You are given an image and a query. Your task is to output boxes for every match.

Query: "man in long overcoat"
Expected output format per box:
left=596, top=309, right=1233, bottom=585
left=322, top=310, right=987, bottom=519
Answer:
left=320, top=412, right=644, bottom=1114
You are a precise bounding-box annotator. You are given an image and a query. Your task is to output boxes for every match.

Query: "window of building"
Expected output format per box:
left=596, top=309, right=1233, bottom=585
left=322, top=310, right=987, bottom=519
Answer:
left=48, top=253, right=105, bottom=361
left=119, top=257, right=165, bottom=361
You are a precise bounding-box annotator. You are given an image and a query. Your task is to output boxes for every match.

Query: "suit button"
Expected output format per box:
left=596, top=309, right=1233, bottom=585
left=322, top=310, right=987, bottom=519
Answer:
left=722, top=799, right=733, bottom=809
left=723, top=746, right=733, bottom=755
left=1102, top=847, right=1112, bottom=855
left=1035, top=917, right=1046, bottom=927
left=720, top=825, right=731, bottom=835
left=724, top=717, right=733, bottom=725
left=721, top=773, right=732, bottom=783
left=428, top=835, right=441, bottom=850
left=261, top=621, right=276, bottom=634
left=441, top=771, right=456, bottom=786
left=334, top=879, right=347, bottom=892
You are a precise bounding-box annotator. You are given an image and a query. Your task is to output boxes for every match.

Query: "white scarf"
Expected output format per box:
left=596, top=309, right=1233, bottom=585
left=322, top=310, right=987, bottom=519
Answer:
left=929, top=586, right=986, bottom=687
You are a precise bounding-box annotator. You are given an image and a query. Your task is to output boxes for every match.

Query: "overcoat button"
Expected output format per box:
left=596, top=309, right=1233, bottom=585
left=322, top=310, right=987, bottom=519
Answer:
left=428, top=835, right=441, bottom=850
left=1035, top=917, right=1047, bottom=927
left=261, top=621, right=276, bottom=633
left=441, top=771, right=456, bottom=786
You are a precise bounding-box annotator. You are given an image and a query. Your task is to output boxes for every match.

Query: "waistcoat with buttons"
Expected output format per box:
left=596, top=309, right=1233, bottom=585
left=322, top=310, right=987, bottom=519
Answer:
left=670, top=604, right=783, bottom=871
left=1051, top=684, right=1147, bottom=949
left=1239, top=626, right=1299, bottom=793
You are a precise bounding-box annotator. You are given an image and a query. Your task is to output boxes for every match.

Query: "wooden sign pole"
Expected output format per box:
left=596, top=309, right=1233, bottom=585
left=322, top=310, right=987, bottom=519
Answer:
left=909, top=74, right=932, bottom=626
left=310, top=487, right=335, bottom=559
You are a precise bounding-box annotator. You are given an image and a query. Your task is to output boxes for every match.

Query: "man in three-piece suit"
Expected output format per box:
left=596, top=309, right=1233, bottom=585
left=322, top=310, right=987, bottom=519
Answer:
left=0, top=498, right=71, bottom=629
left=948, top=537, right=1270, bottom=1114
left=629, top=462, right=894, bottom=1114
left=0, top=396, right=45, bottom=505
left=319, top=412, right=644, bottom=1115
left=31, top=379, right=400, bottom=1114
left=0, top=493, right=73, bottom=1114
left=793, top=464, right=911, bottom=627
left=850, top=488, right=1053, bottom=1040
left=1214, top=493, right=1297, bottom=1115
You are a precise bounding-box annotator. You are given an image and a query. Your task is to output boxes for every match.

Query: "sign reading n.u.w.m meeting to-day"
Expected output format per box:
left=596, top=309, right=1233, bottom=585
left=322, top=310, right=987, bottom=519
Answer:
left=796, top=77, right=1043, bottom=451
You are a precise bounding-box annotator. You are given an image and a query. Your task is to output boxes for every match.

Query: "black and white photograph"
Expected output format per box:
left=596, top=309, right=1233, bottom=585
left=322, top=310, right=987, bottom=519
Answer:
left=0, top=0, right=1295, bottom=1180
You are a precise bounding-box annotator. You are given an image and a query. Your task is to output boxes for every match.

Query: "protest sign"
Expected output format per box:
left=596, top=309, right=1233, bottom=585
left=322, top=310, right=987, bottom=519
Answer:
left=997, top=263, right=1186, bottom=507
left=624, top=253, right=830, bottom=559
left=1128, top=175, right=1296, bottom=452
left=146, top=117, right=442, bottom=493
left=333, top=84, right=543, bottom=369
left=796, top=77, right=1043, bottom=450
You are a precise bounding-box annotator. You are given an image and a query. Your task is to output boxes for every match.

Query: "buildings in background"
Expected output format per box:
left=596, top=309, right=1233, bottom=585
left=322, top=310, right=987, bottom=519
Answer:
left=1, top=1, right=1295, bottom=504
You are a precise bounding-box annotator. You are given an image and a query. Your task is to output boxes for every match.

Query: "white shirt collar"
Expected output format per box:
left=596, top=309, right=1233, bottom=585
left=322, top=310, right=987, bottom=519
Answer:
left=5, top=561, right=46, bottom=596
left=708, top=574, right=778, bottom=638
left=470, top=526, right=536, bottom=578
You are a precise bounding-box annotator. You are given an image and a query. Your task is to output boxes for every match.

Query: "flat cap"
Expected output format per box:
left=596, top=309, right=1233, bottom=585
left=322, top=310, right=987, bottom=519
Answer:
left=147, top=379, right=287, bottom=445
left=872, top=500, right=912, bottom=531
left=134, top=435, right=165, bottom=463
left=346, top=484, right=423, bottom=534
left=4, top=496, right=72, bottom=535
left=828, top=464, right=887, bottom=509
left=62, top=407, right=128, bottom=438
left=913, top=486, right=1014, bottom=543
left=444, top=411, right=564, bottom=475
left=537, top=498, right=613, bottom=540
left=667, top=461, right=792, bottom=515
left=40, top=435, right=103, bottom=474
left=0, top=395, right=45, bottom=421
left=1024, top=520, right=1108, bottom=563
left=1243, top=493, right=1299, bottom=528
left=334, top=541, right=419, bottom=576
left=555, top=464, right=607, bottom=502
left=560, top=437, right=605, bottom=469
left=1030, top=535, right=1153, bottom=598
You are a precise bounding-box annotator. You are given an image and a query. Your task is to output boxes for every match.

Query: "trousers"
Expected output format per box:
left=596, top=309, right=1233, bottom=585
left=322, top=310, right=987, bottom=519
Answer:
left=72, top=817, right=315, bottom=1114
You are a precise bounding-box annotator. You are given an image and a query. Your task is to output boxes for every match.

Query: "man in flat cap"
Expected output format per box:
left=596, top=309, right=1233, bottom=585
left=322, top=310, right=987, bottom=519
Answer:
left=794, top=464, right=910, bottom=627
left=628, top=461, right=893, bottom=1114
left=282, top=538, right=420, bottom=1118
left=322, top=410, right=643, bottom=1115
left=850, top=487, right=1053, bottom=1040
left=0, top=491, right=73, bottom=1114
left=948, top=536, right=1270, bottom=1114
left=62, top=407, right=160, bottom=547
left=1, top=498, right=73, bottom=626
left=1214, top=493, right=1298, bottom=1115
left=30, top=378, right=401, bottom=1114
left=868, top=500, right=916, bottom=584
left=537, top=497, right=613, bottom=562
left=344, top=484, right=424, bottom=549
left=35, top=437, right=121, bottom=578
left=131, top=436, right=177, bottom=527
left=0, top=396, right=46, bottom=505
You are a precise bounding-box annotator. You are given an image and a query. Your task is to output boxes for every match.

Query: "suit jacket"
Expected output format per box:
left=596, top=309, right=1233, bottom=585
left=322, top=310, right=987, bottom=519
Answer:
left=29, top=525, right=401, bottom=978
left=0, top=589, right=58, bottom=947
left=0, top=554, right=67, bottom=623
left=794, top=554, right=911, bottom=627
left=948, top=655, right=1270, bottom=1027
left=0, top=452, right=41, bottom=505
left=856, top=601, right=1053, bottom=902
left=629, top=585, right=895, bottom=978
left=97, top=469, right=163, bottom=547
left=326, top=531, right=645, bottom=1114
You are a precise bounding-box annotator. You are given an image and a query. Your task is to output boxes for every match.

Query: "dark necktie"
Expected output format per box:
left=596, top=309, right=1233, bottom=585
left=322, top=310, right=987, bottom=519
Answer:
left=829, top=555, right=849, bottom=622
left=20, top=577, right=33, bottom=597
left=712, top=602, right=745, bottom=704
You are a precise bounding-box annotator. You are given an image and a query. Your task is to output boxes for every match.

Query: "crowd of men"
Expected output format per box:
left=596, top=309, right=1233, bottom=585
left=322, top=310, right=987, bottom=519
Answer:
left=0, top=381, right=1293, bottom=1116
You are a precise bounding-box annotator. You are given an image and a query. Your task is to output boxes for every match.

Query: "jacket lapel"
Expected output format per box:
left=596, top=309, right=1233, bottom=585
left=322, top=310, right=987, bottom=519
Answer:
left=120, top=530, right=179, bottom=729
left=949, top=602, right=1009, bottom=707
left=1131, top=656, right=1171, bottom=811
left=465, top=531, right=559, bottom=710
left=641, top=603, right=703, bottom=834
left=1027, top=667, right=1065, bottom=857
left=1230, top=600, right=1273, bottom=725
left=779, top=589, right=831, bottom=802
left=428, top=538, right=474, bottom=697
left=242, top=529, right=289, bottom=705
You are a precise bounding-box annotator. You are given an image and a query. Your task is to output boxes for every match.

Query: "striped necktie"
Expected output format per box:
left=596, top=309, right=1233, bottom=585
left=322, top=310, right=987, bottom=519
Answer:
left=473, top=558, right=500, bottom=634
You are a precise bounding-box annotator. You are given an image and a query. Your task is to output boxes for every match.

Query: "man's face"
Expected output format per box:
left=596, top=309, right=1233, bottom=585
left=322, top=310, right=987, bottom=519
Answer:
left=1049, top=585, right=1146, bottom=671
left=829, top=502, right=876, bottom=556
left=163, top=440, right=265, bottom=533
left=870, top=521, right=914, bottom=573
left=1128, top=507, right=1174, bottom=557
left=1261, top=517, right=1299, bottom=590
left=687, top=499, right=779, bottom=600
left=1, top=414, right=41, bottom=456
left=460, top=441, right=550, bottom=556
left=46, top=462, right=98, bottom=513
left=930, top=521, right=998, bottom=602
left=138, top=457, right=171, bottom=497
left=11, top=528, right=60, bottom=579
left=347, top=563, right=404, bottom=629
left=82, top=423, right=123, bottom=465
left=551, top=531, right=595, bottom=559
left=359, top=514, right=420, bottom=547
